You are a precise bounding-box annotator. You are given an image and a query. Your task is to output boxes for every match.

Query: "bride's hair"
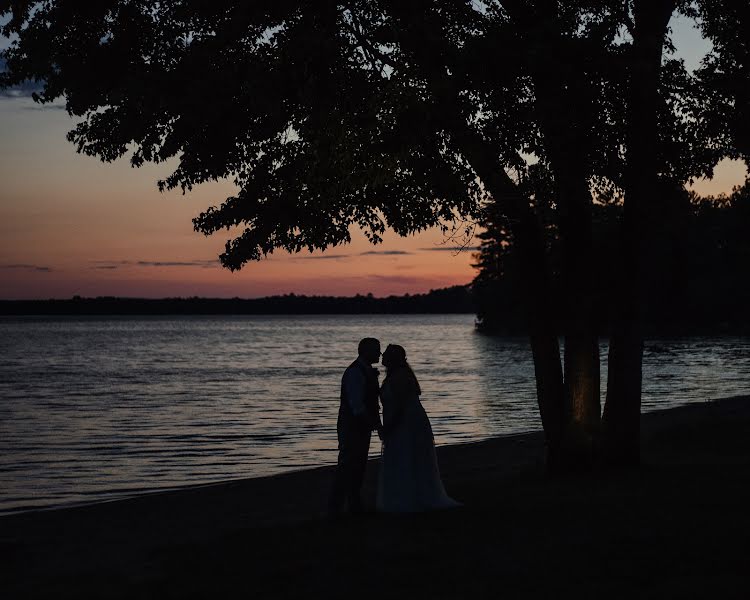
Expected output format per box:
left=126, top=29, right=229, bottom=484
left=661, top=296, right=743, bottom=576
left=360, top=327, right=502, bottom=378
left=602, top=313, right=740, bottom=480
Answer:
left=383, top=344, right=421, bottom=395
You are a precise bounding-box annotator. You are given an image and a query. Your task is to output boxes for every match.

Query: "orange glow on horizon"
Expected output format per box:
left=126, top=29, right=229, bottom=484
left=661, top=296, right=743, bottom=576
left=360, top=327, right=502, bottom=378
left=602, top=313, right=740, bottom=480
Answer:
left=2, top=87, right=747, bottom=300
left=0, top=97, right=477, bottom=299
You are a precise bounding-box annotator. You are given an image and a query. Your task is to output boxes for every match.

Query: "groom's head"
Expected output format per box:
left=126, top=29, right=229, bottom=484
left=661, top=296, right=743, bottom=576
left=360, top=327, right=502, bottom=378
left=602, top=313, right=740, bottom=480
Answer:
left=358, top=338, right=381, bottom=364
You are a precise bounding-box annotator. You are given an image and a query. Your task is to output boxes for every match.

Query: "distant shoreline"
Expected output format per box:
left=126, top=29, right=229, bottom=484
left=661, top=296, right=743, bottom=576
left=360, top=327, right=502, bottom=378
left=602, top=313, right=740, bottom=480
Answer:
left=0, top=285, right=475, bottom=315
left=3, top=290, right=748, bottom=335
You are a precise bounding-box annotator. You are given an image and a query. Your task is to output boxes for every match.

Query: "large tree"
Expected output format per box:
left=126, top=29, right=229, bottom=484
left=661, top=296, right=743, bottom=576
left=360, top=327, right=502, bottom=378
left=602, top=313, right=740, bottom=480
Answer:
left=2, top=0, right=748, bottom=467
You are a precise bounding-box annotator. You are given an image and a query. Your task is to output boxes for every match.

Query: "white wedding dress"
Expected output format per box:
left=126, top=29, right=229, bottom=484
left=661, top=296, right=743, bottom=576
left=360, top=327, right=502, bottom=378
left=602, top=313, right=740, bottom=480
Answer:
left=376, top=373, right=461, bottom=513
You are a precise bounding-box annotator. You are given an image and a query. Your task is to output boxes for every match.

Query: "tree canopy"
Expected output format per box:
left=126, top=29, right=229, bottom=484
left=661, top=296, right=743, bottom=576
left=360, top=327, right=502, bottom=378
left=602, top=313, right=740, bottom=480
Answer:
left=3, top=0, right=749, bottom=466
left=473, top=185, right=750, bottom=334
left=1, top=2, right=747, bottom=265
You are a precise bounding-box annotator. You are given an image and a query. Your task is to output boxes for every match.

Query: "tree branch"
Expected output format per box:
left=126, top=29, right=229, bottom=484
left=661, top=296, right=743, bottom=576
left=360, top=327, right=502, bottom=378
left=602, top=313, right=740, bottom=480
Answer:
left=495, top=0, right=534, bottom=22
left=622, top=2, right=636, bottom=39
left=343, top=10, right=399, bottom=76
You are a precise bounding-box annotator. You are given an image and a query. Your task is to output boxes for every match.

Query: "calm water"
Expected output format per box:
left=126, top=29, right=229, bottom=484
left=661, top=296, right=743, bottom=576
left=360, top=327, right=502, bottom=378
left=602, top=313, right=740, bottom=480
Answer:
left=1, top=314, right=748, bottom=514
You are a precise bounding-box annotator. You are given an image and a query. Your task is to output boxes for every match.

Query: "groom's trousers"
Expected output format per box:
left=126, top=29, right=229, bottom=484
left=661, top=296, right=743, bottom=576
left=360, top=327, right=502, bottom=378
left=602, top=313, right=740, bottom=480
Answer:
left=329, top=428, right=371, bottom=515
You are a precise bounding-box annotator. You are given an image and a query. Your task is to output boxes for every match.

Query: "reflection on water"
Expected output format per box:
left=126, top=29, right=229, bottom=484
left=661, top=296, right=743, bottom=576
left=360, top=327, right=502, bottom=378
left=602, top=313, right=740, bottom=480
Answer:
left=0, top=314, right=748, bottom=513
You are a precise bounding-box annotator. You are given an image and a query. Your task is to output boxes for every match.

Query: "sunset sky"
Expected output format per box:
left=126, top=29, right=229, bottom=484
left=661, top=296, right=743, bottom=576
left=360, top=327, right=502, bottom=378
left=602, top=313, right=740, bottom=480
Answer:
left=1, top=14, right=747, bottom=300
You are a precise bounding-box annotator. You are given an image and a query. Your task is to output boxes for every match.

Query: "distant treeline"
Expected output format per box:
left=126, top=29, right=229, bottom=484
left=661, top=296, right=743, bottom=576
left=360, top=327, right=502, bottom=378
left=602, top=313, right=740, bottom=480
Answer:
left=0, top=285, right=475, bottom=315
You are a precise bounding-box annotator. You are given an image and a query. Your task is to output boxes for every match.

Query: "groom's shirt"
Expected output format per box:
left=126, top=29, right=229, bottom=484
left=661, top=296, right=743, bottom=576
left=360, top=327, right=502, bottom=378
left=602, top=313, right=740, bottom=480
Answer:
left=342, top=357, right=377, bottom=417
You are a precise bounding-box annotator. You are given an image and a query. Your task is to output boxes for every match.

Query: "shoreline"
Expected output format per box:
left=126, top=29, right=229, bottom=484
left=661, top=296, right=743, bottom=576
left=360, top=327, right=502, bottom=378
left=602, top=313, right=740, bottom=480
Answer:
left=0, top=427, right=541, bottom=519
left=0, top=427, right=547, bottom=524
left=2, top=391, right=744, bottom=518
left=4, top=395, right=750, bottom=598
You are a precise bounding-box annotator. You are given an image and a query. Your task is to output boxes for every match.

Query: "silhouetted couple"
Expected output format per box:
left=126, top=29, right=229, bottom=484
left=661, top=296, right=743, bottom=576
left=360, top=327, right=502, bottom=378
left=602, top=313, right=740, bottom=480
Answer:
left=328, top=338, right=460, bottom=517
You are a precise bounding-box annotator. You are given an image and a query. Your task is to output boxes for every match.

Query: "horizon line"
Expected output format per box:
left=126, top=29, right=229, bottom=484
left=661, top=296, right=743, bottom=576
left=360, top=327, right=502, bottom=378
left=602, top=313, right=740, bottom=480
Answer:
left=0, top=285, right=473, bottom=303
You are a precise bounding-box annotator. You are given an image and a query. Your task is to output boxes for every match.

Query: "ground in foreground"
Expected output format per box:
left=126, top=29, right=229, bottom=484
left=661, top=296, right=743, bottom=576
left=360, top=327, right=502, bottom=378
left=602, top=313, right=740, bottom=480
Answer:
left=3, top=397, right=750, bottom=598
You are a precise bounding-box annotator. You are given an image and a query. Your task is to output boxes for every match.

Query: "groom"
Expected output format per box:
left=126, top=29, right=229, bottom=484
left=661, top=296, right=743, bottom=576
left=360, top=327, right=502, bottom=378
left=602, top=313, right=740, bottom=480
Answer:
left=328, top=337, right=383, bottom=517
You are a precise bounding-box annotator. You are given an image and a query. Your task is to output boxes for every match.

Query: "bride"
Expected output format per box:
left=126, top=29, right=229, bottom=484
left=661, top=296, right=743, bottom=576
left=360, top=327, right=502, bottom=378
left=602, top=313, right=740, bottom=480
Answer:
left=376, top=344, right=461, bottom=513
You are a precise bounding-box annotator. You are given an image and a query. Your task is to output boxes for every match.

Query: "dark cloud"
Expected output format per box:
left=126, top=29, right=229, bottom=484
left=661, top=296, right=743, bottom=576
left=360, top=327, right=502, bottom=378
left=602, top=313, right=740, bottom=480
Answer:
left=358, top=273, right=468, bottom=290
left=90, top=260, right=129, bottom=269
left=418, top=245, right=481, bottom=252
left=0, top=58, right=45, bottom=99
left=22, top=103, right=66, bottom=111
left=292, top=249, right=412, bottom=261
left=91, top=259, right=219, bottom=269
left=136, top=260, right=218, bottom=268
left=1, top=263, right=52, bottom=272
left=291, top=254, right=351, bottom=260
left=367, top=274, right=428, bottom=284
left=0, top=85, right=40, bottom=99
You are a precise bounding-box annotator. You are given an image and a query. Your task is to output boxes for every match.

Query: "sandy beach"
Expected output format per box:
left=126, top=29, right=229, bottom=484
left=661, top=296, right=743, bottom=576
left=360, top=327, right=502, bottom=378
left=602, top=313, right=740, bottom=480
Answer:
left=3, top=396, right=750, bottom=599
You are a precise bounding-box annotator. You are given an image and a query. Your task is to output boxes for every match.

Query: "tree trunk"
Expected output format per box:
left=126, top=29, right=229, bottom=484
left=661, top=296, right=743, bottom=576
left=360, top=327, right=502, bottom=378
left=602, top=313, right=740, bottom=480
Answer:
left=515, top=211, right=566, bottom=467
left=396, top=8, right=568, bottom=469
left=529, top=332, right=565, bottom=469
left=527, top=2, right=600, bottom=463
left=448, top=123, right=566, bottom=465
left=557, top=182, right=600, bottom=462
left=602, top=0, right=676, bottom=466
left=514, top=209, right=566, bottom=468
left=603, top=321, right=642, bottom=465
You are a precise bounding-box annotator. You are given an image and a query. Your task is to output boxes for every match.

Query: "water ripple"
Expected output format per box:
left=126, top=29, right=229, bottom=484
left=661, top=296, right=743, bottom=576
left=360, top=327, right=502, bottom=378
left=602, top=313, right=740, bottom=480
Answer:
left=1, top=314, right=749, bottom=514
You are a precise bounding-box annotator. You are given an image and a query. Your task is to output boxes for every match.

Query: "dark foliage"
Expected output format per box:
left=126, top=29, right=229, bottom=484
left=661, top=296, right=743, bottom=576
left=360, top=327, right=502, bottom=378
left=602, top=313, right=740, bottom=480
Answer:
left=474, top=184, right=750, bottom=335
left=3, top=1, right=749, bottom=465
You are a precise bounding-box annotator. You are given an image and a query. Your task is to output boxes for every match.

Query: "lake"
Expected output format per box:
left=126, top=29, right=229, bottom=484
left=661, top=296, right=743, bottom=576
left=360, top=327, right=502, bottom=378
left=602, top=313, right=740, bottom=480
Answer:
left=1, top=314, right=748, bottom=514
